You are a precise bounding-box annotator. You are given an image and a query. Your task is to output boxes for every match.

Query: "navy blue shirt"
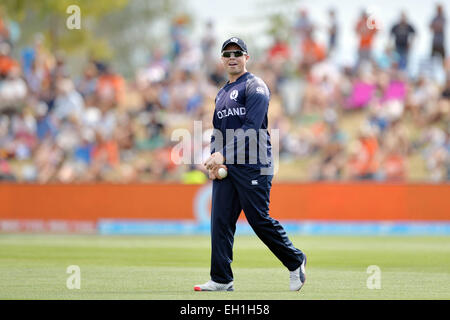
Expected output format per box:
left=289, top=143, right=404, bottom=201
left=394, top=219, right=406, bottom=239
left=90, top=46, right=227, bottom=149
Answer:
left=211, top=72, right=272, bottom=169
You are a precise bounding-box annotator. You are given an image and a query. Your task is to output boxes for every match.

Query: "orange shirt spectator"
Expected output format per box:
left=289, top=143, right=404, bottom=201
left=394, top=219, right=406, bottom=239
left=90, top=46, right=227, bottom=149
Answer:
left=383, top=153, right=406, bottom=181
left=0, top=54, right=18, bottom=77
left=268, top=40, right=291, bottom=61
left=356, top=16, right=378, bottom=50
left=347, top=135, right=379, bottom=179
left=359, top=136, right=379, bottom=175
left=91, top=140, right=119, bottom=167
left=302, top=36, right=326, bottom=65
left=310, top=121, right=327, bottom=147
left=97, top=73, right=125, bottom=105
left=155, top=146, right=177, bottom=172
left=0, top=15, right=10, bottom=40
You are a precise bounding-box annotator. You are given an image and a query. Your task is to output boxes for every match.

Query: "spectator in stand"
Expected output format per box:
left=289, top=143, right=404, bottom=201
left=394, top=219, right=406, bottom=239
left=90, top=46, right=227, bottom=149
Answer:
left=51, top=53, right=69, bottom=81
left=355, top=9, right=378, bottom=70
left=346, top=123, right=380, bottom=180
left=200, top=20, right=217, bottom=74
left=390, top=11, right=416, bottom=71
left=430, top=4, right=446, bottom=63
left=52, top=77, right=84, bottom=123
left=34, top=136, right=64, bottom=183
left=311, top=109, right=347, bottom=180
left=345, top=67, right=376, bottom=110
left=408, top=74, right=450, bottom=126
left=170, top=15, right=189, bottom=61
left=208, top=61, right=227, bottom=87
left=0, top=157, right=15, bottom=181
left=380, top=136, right=407, bottom=181
left=77, top=60, right=98, bottom=104
left=327, top=8, right=338, bottom=54
left=96, top=62, right=124, bottom=108
left=430, top=75, right=450, bottom=124
left=0, top=42, right=18, bottom=79
left=378, top=118, right=409, bottom=181
left=300, top=30, right=326, bottom=73
left=89, top=129, right=120, bottom=181
left=140, top=81, right=164, bottom=113
left=0, top=7, right=10, bottom=45
left=0, top=53, right=27, bottom=114
left=136, top=48, right=170, bottom=91
left=167, top=68, right=202, bottom=113
left=34, top=101, right=56, bottom=141
left=268, top=37, right=291, bottom=62
left=176, top=40, right=203, bottom=74
left=294, top=8, right=314, bottom=47
left=405, top=76, right=430, bottom=125
left=267, top=36, right=292, bottom=91
left=442, top=75, right=450, bottom=99
left=21, top=35, right=57, bottom=111
left=418, top=126, right=448, bottom=182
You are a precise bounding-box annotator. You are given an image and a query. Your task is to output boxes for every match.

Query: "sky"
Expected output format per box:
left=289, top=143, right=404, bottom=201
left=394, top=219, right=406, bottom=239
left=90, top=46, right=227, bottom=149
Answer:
left=188, top=0, right=450, bottom=71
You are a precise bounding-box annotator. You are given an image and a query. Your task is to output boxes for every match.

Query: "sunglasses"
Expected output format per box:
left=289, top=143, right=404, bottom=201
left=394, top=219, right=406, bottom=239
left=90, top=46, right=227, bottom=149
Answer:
left=222, top=50, right=246, bottom=58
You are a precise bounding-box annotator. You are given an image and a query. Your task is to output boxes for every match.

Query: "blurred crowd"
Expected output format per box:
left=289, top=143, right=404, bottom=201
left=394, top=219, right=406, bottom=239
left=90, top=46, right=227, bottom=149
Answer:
left=0, top=4, right=449, bottom=183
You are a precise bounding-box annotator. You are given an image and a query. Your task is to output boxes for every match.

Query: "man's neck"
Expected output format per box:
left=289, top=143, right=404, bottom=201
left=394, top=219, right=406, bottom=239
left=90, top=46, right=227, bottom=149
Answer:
left=228, top=70, right=247, bottom=83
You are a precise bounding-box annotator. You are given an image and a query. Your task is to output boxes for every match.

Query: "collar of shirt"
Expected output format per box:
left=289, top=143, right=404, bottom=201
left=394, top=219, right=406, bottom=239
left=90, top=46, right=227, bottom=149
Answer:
left=224, top=72, right=250, bottom=87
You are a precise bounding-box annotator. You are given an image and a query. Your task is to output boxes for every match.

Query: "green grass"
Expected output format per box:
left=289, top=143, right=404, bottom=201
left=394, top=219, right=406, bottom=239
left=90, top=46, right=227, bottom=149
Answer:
left=0, top=234, right=449, bottom=300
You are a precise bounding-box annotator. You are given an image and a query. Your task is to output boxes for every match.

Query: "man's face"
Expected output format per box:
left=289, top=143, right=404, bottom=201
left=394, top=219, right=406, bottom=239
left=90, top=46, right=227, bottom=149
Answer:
left=221, top=44, right=249, bottom=76
left=400, top=12, right=407, bottom=23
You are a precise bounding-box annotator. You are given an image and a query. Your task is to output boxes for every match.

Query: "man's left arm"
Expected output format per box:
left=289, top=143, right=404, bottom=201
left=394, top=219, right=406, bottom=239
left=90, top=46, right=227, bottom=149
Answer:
left=241, top=81, right=270, bottom=131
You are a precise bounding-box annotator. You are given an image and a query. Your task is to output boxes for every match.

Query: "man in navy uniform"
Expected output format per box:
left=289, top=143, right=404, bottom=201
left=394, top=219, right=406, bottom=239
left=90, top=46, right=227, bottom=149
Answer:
left=194, top=37, right=306, bottom=292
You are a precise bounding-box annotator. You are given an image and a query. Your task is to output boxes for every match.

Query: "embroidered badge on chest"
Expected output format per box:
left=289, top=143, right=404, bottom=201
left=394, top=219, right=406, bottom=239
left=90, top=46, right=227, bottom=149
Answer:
left=230, top=89, right=238, bottom=101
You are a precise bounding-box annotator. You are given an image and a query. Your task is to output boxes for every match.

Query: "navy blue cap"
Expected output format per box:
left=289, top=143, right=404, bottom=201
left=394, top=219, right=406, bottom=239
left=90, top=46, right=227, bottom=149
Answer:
left=221, top=37, right=248, bottom=53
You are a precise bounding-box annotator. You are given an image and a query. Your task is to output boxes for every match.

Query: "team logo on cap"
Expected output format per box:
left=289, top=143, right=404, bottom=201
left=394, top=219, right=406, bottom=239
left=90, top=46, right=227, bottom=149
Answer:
left=230, top=37, right=239, bottom=43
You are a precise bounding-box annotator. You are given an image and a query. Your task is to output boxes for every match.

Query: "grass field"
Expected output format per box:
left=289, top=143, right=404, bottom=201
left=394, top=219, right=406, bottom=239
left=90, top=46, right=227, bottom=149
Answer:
left=0, top=234, right=449, bottom=300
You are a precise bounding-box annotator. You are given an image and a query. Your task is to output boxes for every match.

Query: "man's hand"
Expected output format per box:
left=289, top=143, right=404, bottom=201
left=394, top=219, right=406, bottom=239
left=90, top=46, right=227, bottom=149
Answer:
left=204, top=152, right=225, bottom=171
left=208, top=164, right=227, bottom=180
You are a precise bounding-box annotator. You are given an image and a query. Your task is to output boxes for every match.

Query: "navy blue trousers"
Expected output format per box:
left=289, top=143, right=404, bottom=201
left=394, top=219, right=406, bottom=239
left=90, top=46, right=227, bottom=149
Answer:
left=210, top=165, right=303, bottom=283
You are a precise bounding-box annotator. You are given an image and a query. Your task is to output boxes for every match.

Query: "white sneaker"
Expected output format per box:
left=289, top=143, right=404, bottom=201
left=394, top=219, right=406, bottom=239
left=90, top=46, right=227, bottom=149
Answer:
left=194, top=280, right=234, bottom=291
left=290, top=253, right=307, bottom=291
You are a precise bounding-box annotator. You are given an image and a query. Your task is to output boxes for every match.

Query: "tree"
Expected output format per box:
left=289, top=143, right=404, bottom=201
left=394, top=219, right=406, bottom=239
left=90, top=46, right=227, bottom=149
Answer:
left=2, top=0, right=128, bottom=53
left=1, top=0, right=185, bottom=77
left=93, top=0, right=188, bottom=77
